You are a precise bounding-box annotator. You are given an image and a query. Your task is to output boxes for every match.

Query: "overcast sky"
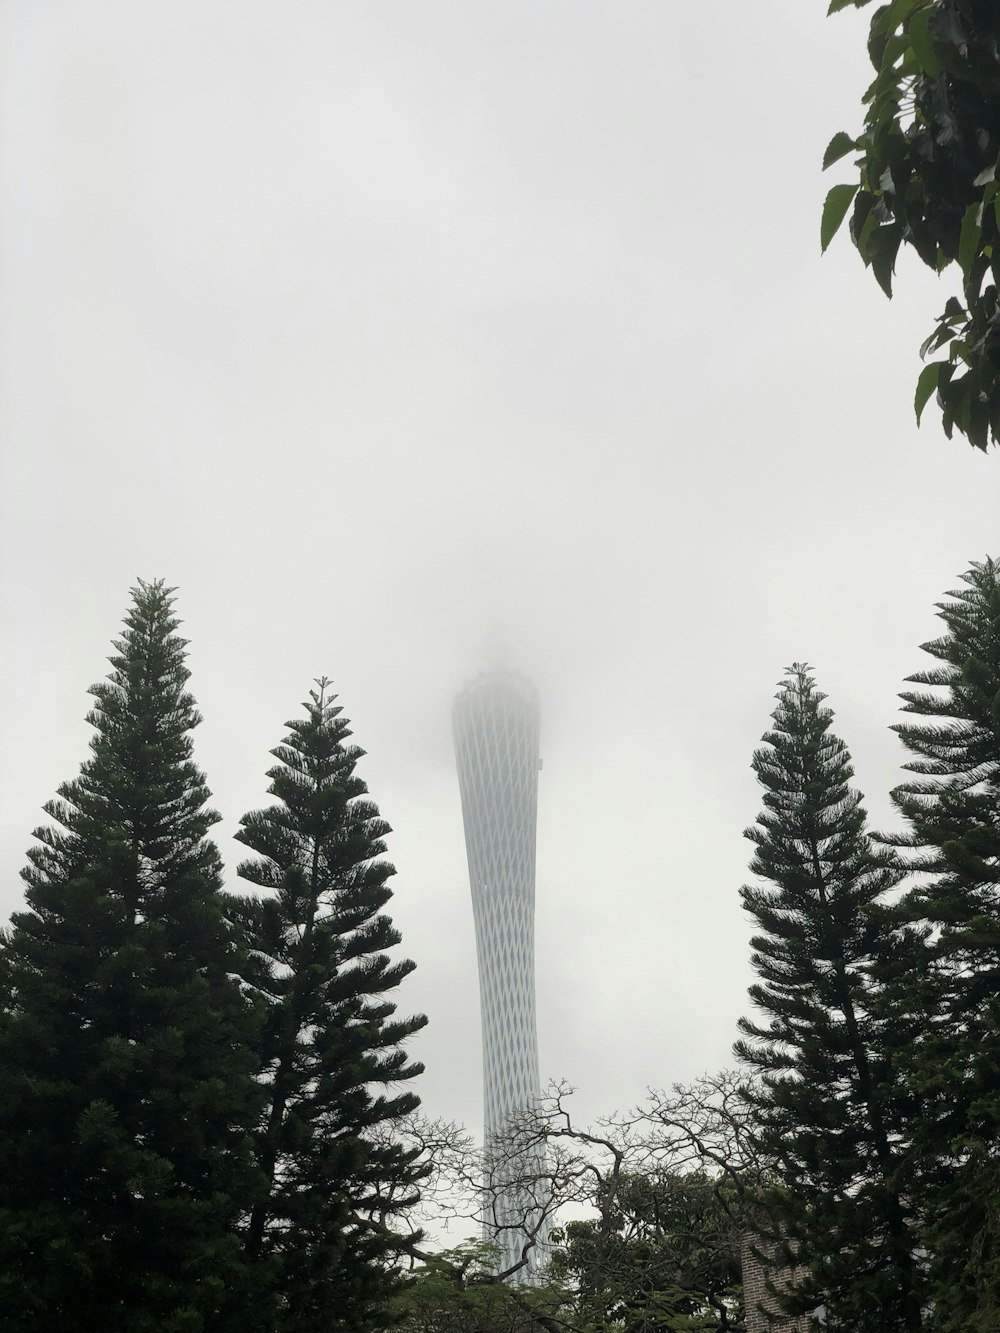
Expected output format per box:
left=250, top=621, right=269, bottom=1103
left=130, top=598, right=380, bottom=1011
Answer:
left=3, top=1, right=1000, bottom=1147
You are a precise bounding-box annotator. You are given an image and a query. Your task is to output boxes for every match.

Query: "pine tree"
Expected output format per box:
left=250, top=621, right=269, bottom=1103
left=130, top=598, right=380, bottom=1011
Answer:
left=887, top=557, right=1000, bottom=1328
left=232, top=678, right=428, bottom=1331
left=0, top=580, right=264, bottom=1331
left=734, top=664, right=924, bottom=1330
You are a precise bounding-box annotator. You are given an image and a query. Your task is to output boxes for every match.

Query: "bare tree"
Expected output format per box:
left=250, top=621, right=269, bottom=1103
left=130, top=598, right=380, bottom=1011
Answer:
left=386, top=1072, right=769, bottom=1332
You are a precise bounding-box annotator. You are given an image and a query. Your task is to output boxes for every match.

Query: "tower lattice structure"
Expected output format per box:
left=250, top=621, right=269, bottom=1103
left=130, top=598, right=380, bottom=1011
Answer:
left=453, top=671, right=547, bottom=1280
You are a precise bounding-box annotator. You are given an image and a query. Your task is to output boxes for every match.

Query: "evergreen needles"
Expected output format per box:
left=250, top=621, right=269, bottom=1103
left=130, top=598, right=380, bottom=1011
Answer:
left=888, top=557, right=1000, bottom=1330
left=736, top=664, right=922, bottom=1330
left=737, top=560, right=1000, bottom=1328
left=0, top=580, right=262, bottom=1330
left=0, top=584, right=427, bottom=1332
left=9, top=559, right=1000, bottom=1328
left=232, top=678, right=428, bottom=1329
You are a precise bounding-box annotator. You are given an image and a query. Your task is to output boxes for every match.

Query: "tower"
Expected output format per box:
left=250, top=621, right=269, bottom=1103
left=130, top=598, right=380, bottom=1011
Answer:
left=452, top=671, right=547, bottom=1279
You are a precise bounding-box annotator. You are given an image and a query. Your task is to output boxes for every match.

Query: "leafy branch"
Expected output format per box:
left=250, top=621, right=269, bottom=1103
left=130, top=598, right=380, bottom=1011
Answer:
left=823, top=0, right=1000, bottom=450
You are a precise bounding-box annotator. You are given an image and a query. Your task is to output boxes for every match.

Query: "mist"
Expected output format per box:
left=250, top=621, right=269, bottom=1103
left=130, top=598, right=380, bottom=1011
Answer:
left=3, top=0, right=999, bottom=1141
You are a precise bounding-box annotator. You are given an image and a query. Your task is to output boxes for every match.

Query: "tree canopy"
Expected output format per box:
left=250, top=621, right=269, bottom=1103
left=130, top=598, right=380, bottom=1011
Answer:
left=823, top=0, right=1000, bottom=450
left=886, top=557, right=1000, bottom=1327
left=232, top=678, right=428, bottom=1329
left=736, top=665, right=923, bottom=1328
left=0, top=580, right=263, bottom=1331
left=9, top=561, right=1000, bottom=1324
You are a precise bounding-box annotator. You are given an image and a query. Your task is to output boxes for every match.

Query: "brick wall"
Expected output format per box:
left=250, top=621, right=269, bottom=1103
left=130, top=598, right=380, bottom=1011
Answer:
left=740, top=1233, right=811, bottom=1332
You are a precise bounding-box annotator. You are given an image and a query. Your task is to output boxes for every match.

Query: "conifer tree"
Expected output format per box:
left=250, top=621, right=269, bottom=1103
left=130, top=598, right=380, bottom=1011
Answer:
left=232, top=678, right=428, bottom=1331
left=0, top=580, right=263, bottom=1331
left=735, top=665, right=924, bottom=1330
left=887, top=556, right=1000, bottom=1328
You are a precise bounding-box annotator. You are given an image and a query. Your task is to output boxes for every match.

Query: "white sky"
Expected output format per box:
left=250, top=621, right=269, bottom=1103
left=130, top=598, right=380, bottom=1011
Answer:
left=3, top=1, right=999, bottom=1142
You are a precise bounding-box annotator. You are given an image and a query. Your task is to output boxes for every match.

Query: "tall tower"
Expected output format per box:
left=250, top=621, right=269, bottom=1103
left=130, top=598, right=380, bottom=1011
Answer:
left=452, top=671, right=546, bottom=1279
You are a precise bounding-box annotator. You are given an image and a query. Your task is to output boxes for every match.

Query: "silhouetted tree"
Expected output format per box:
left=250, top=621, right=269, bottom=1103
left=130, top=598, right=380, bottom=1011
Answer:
left=0, top=580, right=263, bottom=1331
left=735, top=665, right=924, bottom=1329
left=233, top=678, right=428, bottom=1330
left=887, top=556, right=1000, bottom=1328
left=391, top=1244, right=570, bottom=1333
left=395, top=1074, right=764, bottom=1332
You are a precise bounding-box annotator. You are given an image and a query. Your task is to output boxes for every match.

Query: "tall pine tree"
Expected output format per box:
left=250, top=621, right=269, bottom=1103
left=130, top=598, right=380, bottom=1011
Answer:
left=232, top=678, right=428, bottom=1331
left=887, top=557, right=1000, bottom=1328
left=0, top=580, right=263, bottom=1331
left=735, top=665, right=924, bottom=1330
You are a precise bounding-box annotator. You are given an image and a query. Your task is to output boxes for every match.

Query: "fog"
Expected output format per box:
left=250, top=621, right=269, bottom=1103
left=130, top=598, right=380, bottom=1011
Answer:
left=3, top=1, right=999, bottom=1140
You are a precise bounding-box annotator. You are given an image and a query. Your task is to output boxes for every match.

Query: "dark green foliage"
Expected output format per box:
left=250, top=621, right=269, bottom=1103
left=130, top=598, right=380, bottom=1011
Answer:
left=735, top=665, right=924, bottom=1329
left=0, top=580, right=263, bottom=1332
left=887, top=557, right=1000, bottom=1326
left=232, top=678, right=428, bottom=1331
left=391, top=1245, right=571, bottom=1333
left=823, top=0, right=1000, bottom=449
left=550, top=1171, right=747, bottom=1332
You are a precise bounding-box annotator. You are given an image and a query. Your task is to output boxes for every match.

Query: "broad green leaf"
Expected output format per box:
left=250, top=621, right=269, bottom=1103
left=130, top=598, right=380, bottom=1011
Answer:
left=869, top=224, right=902, bottom=297
left=828, top=0, right=860, bottom=12
left=821, top=183, right=859, bottom=253
left=959, top=202, right=982, bottom=273
left=968, top=390, right=990, bottom=450
left=882, top=33, right=910, bottom=68
left=887, top=0, right=927, bottom=28
left=869, top=0, right=921, bottom=64
left=938, top=363, right=957, bottom=438
left=919, top=322, right=955, bottom=358
left=907, top=9, right=940, bottom=76
left=973, top=163, right=997, bottom=187
left=914, top=361, right=942, bottom=423
left=963, top=249, right=990, bottom=306
left=849, top=190, right=876, bottom=247
left=857, top=206, right=879, bottom=265
left=823, top=132, right=857, bottom=171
